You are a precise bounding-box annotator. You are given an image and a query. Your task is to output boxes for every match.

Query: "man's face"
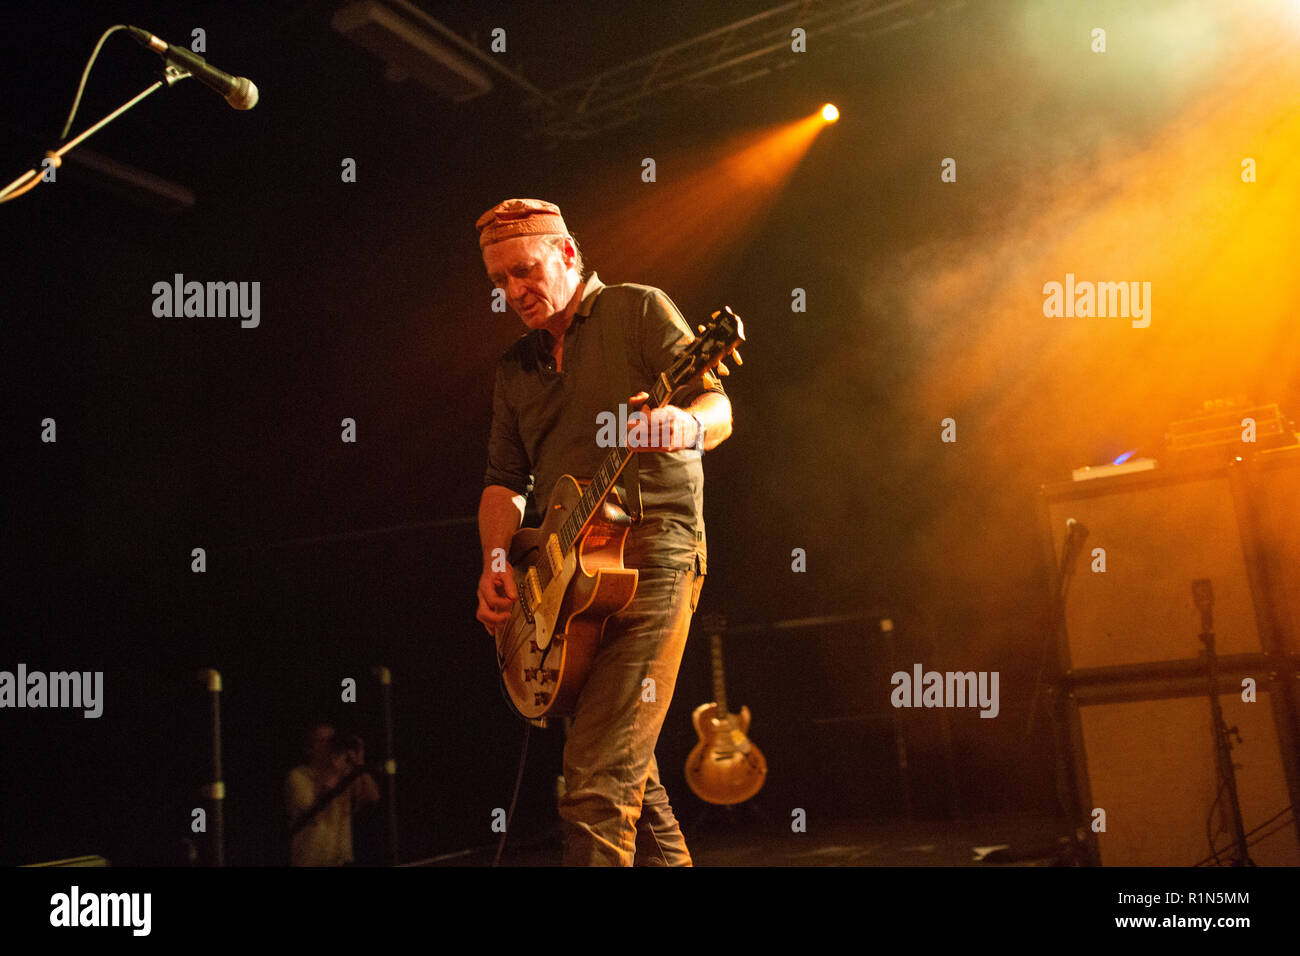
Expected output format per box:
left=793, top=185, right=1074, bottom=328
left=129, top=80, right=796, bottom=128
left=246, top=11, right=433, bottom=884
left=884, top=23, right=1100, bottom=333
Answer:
left=482, top=235, right=576, bottom=329
left=307, top=725, right=335, bottom=764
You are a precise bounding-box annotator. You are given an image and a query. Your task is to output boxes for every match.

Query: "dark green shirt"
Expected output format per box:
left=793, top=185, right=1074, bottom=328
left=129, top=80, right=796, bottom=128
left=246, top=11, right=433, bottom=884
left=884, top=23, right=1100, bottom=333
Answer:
left=484, top=273, right=726, bottom=573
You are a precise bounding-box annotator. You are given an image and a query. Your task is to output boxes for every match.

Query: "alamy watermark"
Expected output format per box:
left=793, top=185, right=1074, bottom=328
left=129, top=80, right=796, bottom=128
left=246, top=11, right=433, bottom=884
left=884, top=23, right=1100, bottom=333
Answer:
left=0, top=664, right=103, bottom=718
left=1042, top=273, right=1151, bottom=328
left=152, top=273, right=260, bottom=328
left=50, top=886, right=150, bottom=936
left=891, top=663, right=999, bottom=718
left=595, top=403, right=697, bottom=449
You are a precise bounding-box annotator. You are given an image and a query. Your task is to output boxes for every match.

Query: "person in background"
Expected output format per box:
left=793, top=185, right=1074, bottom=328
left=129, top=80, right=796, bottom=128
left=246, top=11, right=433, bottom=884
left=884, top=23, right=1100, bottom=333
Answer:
left=285, top=722, right=379, bottom=866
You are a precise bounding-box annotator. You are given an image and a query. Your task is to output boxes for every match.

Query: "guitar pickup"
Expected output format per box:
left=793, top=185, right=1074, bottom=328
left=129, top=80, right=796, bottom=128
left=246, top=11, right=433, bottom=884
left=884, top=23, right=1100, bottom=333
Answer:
left=524, top=567, right=543, bottom=609
left=545, top=534, right=563, bottom=576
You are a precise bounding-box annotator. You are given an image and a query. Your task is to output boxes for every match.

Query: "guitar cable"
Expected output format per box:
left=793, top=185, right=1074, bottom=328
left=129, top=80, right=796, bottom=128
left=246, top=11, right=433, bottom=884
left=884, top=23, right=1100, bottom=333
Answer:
left=492, top=708, right=531, bottom=867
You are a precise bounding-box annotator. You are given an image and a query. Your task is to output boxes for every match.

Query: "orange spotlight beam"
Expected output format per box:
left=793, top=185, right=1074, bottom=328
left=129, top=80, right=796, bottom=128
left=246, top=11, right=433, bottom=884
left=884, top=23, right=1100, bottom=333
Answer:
left=582, top=112, right=829, bottom=301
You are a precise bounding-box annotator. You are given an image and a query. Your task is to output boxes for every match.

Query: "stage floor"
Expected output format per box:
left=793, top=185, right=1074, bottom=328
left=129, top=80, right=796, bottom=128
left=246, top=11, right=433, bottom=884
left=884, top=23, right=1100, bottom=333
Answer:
left=413, top=814, right=1080, bottom=867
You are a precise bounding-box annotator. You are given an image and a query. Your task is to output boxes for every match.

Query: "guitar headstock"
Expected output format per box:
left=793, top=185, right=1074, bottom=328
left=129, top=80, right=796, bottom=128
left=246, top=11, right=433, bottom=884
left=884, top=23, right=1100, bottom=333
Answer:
left=665, top=306, right=745, bottom=399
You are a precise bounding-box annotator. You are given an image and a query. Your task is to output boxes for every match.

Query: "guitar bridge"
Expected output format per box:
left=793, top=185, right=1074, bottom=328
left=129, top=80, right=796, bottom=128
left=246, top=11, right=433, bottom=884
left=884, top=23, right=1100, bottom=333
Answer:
left=522, top=667, right=560, bottom=685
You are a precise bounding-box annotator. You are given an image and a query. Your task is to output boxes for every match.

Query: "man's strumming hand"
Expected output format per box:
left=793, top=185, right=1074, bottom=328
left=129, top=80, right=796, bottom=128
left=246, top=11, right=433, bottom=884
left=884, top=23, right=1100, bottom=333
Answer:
left=477, top=562, right=519, bottom=636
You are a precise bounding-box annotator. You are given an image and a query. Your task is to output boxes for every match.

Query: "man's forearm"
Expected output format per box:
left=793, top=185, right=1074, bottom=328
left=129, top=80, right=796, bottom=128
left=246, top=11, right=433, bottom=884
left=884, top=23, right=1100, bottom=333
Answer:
left=479, top=484, right=526, bottom=566
left=684, top=392, right=733, bottom=451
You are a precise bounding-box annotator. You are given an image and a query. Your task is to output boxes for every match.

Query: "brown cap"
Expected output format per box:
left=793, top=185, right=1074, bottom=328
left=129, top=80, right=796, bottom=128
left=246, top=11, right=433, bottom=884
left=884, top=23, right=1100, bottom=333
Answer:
left=476, top=198, right=569, bottom=249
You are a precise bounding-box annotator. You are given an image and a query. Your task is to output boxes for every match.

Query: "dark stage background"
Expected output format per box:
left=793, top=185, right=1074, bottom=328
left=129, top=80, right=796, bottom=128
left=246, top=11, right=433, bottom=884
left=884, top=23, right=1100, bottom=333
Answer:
left=2, top=0, right=1296, bottom=865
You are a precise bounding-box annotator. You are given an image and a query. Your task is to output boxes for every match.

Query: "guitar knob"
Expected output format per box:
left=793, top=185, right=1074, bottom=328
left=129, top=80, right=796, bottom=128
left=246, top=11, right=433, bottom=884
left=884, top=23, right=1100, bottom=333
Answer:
left=697, top=324, right=706, bottom=334
left=731, top=350, right=742, bottom=366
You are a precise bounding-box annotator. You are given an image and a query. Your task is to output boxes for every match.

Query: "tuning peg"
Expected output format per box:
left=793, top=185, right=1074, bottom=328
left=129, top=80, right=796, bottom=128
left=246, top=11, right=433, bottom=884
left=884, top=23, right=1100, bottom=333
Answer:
left=732, top=350, right=743, bottom=366
left=697, top=324, right=706, bottom=334
left=715, top=360, right=730, bottom=377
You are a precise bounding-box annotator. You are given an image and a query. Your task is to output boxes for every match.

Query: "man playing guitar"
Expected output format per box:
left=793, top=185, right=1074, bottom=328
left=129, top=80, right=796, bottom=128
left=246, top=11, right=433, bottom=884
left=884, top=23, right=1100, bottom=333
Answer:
left=474, top=198, right=732, bottom=866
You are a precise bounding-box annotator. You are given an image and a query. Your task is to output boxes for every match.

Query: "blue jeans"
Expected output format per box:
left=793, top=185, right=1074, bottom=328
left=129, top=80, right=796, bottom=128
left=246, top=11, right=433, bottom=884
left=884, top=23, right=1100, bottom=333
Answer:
left=558, top=566, right=702, bottom=866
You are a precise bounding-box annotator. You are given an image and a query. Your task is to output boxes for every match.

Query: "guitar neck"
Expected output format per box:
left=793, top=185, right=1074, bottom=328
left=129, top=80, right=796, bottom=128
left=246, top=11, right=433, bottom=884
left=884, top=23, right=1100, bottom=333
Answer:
left=538, top=302, right=742, bottom=591
left=556, top=372, right=674, bottom=556
left=710, top=633, right=728, bottom=715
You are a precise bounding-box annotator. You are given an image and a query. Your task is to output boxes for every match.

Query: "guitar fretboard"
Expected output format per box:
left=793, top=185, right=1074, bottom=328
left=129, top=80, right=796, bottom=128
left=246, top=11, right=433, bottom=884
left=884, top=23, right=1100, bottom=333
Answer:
left=525, top=305, right=740, bottom=598
left=535, top=373, right=676, bottom=592
left=710, top=633, right=728, bottom=715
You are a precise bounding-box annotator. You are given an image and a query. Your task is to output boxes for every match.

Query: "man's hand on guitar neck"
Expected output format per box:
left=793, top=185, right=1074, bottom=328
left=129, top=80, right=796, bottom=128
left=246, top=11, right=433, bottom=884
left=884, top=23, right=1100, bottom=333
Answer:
left=626, top=390, right=731, bottom=453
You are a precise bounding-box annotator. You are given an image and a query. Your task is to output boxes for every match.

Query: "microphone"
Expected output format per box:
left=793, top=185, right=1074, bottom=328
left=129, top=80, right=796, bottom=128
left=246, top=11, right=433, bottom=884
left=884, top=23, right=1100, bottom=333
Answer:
left=127, top=26, right=259, bottom=110
left=1061, top=517, right=1090, bottom=576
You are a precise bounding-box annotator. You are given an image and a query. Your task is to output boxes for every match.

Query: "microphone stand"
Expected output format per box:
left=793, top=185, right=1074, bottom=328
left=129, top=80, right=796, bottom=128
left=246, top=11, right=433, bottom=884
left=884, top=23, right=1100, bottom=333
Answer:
left=1029, top=521, right=1086, bottom=735
left=373, top=665, right=400, bottom=866
left=198, top=668, right=225, bottom=867
left=1025, top=520, right=1091, bottom=864
left=0, top=65, right=191, bottom=202
left=1193, top=578, right=1254, bottom=866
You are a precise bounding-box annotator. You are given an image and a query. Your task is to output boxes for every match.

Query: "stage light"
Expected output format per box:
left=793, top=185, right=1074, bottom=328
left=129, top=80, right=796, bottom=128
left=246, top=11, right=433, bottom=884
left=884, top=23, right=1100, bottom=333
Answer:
left=581, top=111, right=825, bottom=301
left=821, top=103, right=839, bottom=123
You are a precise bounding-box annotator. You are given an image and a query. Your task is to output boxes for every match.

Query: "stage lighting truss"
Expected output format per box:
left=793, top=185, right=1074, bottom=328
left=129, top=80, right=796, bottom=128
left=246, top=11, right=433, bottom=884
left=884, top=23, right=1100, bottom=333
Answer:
left=525, top=0, right=968, bottom=143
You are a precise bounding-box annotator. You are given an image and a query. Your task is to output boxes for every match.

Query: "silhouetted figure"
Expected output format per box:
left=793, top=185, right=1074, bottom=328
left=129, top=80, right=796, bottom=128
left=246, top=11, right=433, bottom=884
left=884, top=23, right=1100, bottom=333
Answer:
left=285, top=723, right=379, bottom=866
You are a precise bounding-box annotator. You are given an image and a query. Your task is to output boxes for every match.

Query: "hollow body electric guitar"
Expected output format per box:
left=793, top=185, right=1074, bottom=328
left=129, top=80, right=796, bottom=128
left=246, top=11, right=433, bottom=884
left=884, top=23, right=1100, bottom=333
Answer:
left=495, top=308, right=745, bottom=721
left=685, top=614, right=767, bottom=805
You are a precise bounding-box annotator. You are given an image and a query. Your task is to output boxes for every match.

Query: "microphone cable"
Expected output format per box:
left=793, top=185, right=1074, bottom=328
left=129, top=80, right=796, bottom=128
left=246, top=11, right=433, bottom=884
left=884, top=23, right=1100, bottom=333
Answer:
left=59, top=24, right=130, bottom=141
left=1, top=26, right=130, bottom=204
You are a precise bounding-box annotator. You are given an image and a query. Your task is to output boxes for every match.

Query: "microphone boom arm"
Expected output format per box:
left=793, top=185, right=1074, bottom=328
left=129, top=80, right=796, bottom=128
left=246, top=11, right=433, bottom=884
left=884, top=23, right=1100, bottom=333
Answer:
left=0, top=66, right=191, bottom=204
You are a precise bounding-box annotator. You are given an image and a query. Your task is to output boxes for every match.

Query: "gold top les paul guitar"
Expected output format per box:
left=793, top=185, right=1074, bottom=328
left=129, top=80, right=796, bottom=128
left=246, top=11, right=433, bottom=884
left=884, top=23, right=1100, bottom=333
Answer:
left=494, top=307, right=745, bottom=721
left=685, top=613, right=767, bottom=805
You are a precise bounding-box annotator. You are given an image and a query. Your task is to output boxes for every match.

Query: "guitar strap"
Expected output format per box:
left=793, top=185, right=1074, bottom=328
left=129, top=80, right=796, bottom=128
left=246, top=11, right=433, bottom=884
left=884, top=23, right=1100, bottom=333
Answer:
left=598, top=289, right=642, bottom=524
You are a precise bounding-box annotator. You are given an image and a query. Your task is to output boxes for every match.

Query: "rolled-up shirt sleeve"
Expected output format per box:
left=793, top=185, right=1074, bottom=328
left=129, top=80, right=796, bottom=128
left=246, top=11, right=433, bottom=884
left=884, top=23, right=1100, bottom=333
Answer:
left=483, top=363, right=533, bottom=497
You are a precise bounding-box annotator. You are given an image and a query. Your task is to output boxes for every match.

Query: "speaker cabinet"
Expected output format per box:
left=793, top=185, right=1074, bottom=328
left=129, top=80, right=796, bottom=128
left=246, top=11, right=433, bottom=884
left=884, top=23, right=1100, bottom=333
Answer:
left=1064, top=667, right=1300, bottom=866
left=1042, top=448, right=1300, bottom=865
left=1253, top=450, right=1300, bottom=657
left=1040, top=450, right=1300, bottom=672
